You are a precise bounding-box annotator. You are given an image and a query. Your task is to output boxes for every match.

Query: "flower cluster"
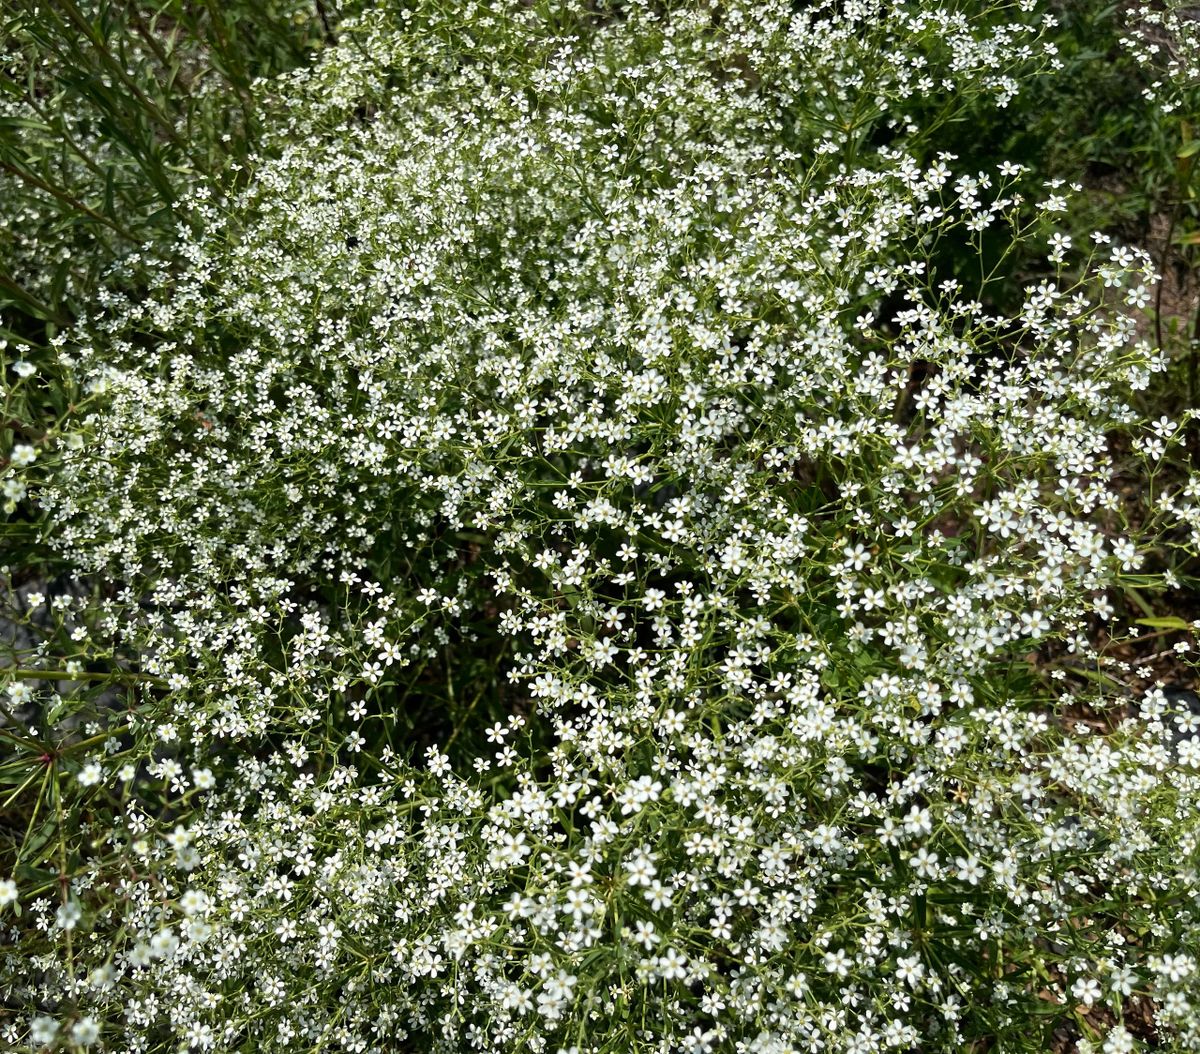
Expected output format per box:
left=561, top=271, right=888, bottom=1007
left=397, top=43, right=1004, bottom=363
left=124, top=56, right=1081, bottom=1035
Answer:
left=1124, top=0, right=1200, bottom=111
left=2, top=2, right=1199, bottom=1053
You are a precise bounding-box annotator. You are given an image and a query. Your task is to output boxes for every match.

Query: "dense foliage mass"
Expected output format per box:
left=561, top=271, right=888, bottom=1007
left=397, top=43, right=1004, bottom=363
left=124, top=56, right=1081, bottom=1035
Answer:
left=2, top=2, right=1200, bottom=1052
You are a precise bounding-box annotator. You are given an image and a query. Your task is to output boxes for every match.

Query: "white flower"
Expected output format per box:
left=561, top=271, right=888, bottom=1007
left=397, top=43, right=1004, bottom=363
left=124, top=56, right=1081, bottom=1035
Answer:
left=29, top=1015, right=59, bottom=1045
left=70, top=1017, right=100, bottom=1046
left=6, top=681, right=33, bottom=706
left=824, top=948, right=851, bottom=978
left=9, top=443, right=37, bottom=468
left=1103, top=1025, right=1134, bottom=1054
left=624, top=848, right=657, bottom=887
left=681, top=1025, right=717, bottom=1054
left=1071, top=976, right=1102, bottom=1006
left=88, top=964, right=116, bottom=990
left=179, top=889, right=210, bottom=916
left=77, top=760, right=104, bottom=787
left=911, top=847, right=941, bottom=879
left=55, top=900, right=82, bottom=930
left=955, top=855, right=985, bottom=885
left=633, top=919, right=659, bottom=950
left=150, top=928, right=180, bottom=959
left=657, top=948, right=688, bottom=981
left=896, top=955, right=925, bottom=987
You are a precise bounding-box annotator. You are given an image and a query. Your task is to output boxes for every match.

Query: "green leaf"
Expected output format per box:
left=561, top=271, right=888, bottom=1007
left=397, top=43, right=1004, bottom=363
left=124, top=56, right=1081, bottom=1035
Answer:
left=0, top=326, right=38, bottom=347
left=19, top=817, right=55, bottom=863
left=0, top=115, right=52, bottom=133
left=1136, top=616, right=1193, bottom=631
left=14, top=862, right=56, bottom=890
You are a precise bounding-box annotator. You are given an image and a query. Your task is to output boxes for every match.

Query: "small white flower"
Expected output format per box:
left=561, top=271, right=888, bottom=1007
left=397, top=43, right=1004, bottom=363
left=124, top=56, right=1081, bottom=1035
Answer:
left=623, top=848, right=657, bottom=887
left=896, top=955, right=925, bottom=987
left=55, top=900, right=82, bottom=930
left=149, top=927, right=179, bottom=959
left=9, top=444, right=37, bottom=468
left=1071, top=976, right=1102, bottom=1006
left=824, top=948, right=851, bottom=978
left=88, top=964, right=116, bottom=990
left=179, top=889, right=210, bottom=916
left=77, top=760, right=104, bottom=787
left=6, top=681, right=33, bottom=706
left=657, top=947, right=688, bottom=981
left=955, top=855, right=985, bottom=886
left=29, top=1015, right=59, bottom=1045
left=70, top=1016, right=100, bottom=1046
left=911, top=847, right=941, bottom=879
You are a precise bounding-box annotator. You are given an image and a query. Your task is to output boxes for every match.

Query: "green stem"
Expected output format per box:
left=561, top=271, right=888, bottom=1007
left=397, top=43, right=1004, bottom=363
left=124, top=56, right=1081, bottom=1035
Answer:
left=8, top=668, right=166, bottom=687
left=0, top=765, right=42, bottom=810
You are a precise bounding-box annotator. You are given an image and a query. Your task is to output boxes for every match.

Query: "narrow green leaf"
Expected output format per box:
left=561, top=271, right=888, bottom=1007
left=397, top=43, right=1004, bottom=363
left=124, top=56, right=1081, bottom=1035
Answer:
left=1136, top=616, right=1193, bottom=631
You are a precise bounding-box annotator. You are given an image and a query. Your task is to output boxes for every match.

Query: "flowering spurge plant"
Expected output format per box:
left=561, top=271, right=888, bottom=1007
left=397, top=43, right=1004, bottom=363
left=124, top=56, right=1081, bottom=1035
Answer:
left=1124, top=0, right=1200, bottom=112
left=1, top=1, right=1200, bottom=1052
